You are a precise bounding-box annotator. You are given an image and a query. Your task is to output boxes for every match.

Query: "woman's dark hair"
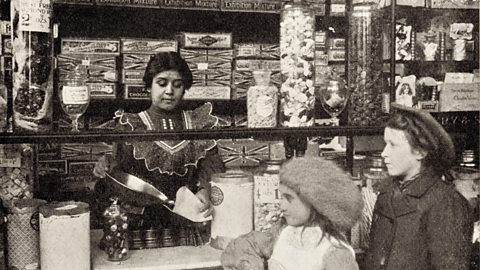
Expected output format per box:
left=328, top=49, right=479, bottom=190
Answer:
left=143, top=52, right=193, bottom=90
left=385, top=113, right=439, bottom=170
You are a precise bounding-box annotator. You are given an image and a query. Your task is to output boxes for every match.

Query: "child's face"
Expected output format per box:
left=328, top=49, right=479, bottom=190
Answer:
left=381, top=127, right=424, bottom=179
left=279, top=184, right=312, bottom=227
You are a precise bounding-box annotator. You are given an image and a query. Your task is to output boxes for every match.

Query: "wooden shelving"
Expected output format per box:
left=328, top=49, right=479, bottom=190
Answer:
left=0, top=126, right=385, bottom=144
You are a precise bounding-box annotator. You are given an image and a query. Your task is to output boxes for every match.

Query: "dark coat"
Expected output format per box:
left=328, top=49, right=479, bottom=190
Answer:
left=366, top=168, right=473, bottom=270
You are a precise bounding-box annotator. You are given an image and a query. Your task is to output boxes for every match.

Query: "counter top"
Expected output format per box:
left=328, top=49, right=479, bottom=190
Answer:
left=91, top=230, right=223, bottom=270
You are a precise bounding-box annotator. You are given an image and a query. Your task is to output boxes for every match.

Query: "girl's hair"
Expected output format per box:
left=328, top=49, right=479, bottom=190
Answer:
left=143, top=52, right=193, bottom=90
left=303, top=201, right=348, bottom=246
left=276, top=193, right=349, bottom=248
left=386, top=113, right=440, bottom=171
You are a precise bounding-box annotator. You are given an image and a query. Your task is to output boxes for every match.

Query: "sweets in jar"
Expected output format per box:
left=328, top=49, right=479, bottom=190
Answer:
left=279, top=2, right=315, bottom=127
left=247, top=70, right=278, bottom=128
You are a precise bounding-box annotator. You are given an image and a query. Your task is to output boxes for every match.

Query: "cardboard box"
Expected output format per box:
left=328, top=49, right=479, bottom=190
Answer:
left=439, top=83, right=479, bottom=112
left=234, top=43, right=280, bottom=59
left=429, top=0, right=478, bottom=8
left=61, top=38, right=120, bottom=55
left=38, top=160, right=68, bottom=175
left=57, top=54, right=118, bottom=83
left=61, top=143, right=113, bottom=161
left=379, top=0, right=425, bottom=6
left=417, top=100, right=439, bottom=112
left=217, top=139, right=270, bottom=167
left=88, top=83, right=116, bottom=99
left=180, top=48, right=234, bottom=62
left=183, top=85, right=231, bottom=100
left=327, top=49, right=345, bottom=62
left=178, top=33, right=232, bottom=49
left=121, top=39, right=177, bottom=54
left=124, top=84, right=149, bottom=100
left=96, top=0, right=159, bottom=8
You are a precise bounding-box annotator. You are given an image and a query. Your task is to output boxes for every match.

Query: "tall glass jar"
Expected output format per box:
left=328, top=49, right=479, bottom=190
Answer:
left=279, top=0, right=315, bottom=127
left=348, top=2, right=386, bottom=126
left=247, top=70, right=278, bottom=128
left=11, top=0, right=54, bottom=132
left=253, top=160, right=282, bottom=232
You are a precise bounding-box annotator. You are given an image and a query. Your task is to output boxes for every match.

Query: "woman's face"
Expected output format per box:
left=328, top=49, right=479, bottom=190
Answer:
left=279, top=184, right=312, bottom=227
left=148, top=70, right=185, bottom=111
left=381, top=127, right=424, bottom=179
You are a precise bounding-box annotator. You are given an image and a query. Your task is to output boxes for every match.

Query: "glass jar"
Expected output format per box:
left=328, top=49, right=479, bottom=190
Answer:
left=101, top=198, right=129, bottom=261
left=11, top=0, right=54, bottom=132
left=460, top=150, right=477, bottom=168
left=279, top=1, right=315, bottom=127
left=253, top=160, right=283, bottom=232
left=348, top=2, right=386, bottom=126
left=247, top=70, right=278, bottom=128
left=363, top=155, right=389, bottom=192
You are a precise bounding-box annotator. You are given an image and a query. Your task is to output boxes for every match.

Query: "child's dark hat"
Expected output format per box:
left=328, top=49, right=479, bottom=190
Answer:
left=390, top=103, right=455, bottom=169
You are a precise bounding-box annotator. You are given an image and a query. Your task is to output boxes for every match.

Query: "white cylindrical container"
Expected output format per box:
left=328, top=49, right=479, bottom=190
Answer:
left=39, top=201, right=90, bottom=270
left=453, top=39, right=466, bottom=61
left=210, top=172, right=253, bottom=250
left=6, top=199, right=46, bottom=270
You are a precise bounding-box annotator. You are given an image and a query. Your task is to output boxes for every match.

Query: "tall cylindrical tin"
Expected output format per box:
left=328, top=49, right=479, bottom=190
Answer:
left=210, top=172, right=253, bottom=250
left=39, top=201, right=90, bottom=270
left=279, top=1, right=315, bottom=127
left=11, top=0, right=54, bottom=132
left=6, top=198, right=46, bottom=270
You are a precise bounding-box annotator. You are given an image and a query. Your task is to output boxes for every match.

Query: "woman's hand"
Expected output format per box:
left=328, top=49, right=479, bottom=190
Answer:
left=93, top=155, right=116, bottom=178
left=195, top=188, right=213, bottom=218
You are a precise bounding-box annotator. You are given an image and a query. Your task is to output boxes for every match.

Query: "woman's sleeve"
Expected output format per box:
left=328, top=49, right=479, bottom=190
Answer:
left=322, top=246, right=359, bottom=270
left=194, top=146, right=226, bottom=191
left=221, top=228, right=278, bottom=270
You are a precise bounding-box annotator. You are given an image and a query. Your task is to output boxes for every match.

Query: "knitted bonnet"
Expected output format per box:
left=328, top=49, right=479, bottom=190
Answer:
left=280, top=157, right=363, bottom=232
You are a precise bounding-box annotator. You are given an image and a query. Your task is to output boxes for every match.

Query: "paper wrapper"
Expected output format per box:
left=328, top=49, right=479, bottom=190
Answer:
left=173, top=186, right=212, bottom=223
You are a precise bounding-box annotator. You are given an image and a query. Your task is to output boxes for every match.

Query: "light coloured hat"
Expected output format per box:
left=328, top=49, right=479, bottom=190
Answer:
left=280, top=157, right=363, bottom=232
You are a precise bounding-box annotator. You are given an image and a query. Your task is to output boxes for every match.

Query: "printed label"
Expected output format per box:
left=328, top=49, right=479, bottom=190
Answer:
left=19, top=0, right=52, bottom=33
left=62, top=86, right=89, bottom=104
left=254, top=174, right=279, bottom=203
left=210, top=185, right=224, bottom=206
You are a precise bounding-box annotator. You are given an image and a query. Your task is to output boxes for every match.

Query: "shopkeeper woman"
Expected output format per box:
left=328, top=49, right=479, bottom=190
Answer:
left=93, top=51, right=225, bottom=245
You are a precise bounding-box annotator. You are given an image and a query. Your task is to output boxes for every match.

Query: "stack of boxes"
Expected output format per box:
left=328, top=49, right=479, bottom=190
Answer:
left=231, top=43, right=281, bottom=100
left=57, top=39, right=120, bottom=129
left=178, top=32, right=233, bottom=100
left=121, top=38, right=178, bottom=100
left=58, top=38, right=120, bottom=100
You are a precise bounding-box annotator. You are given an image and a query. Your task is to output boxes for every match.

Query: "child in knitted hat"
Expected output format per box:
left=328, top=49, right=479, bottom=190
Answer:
left=221, top=157, right=363, bottom=270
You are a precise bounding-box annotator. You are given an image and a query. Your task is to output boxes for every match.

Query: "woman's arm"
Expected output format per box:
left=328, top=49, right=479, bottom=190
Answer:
left=194, top=146, right=226, bottom=192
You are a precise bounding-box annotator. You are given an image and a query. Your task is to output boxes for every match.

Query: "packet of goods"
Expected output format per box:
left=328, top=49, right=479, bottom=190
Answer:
left=0, top=84, right=7, bottom=131
left=0, top=144, right=34, bottom=201
left=253, top=173, right=282, bottom=232
left=11, top=0, right=54, bottom=132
